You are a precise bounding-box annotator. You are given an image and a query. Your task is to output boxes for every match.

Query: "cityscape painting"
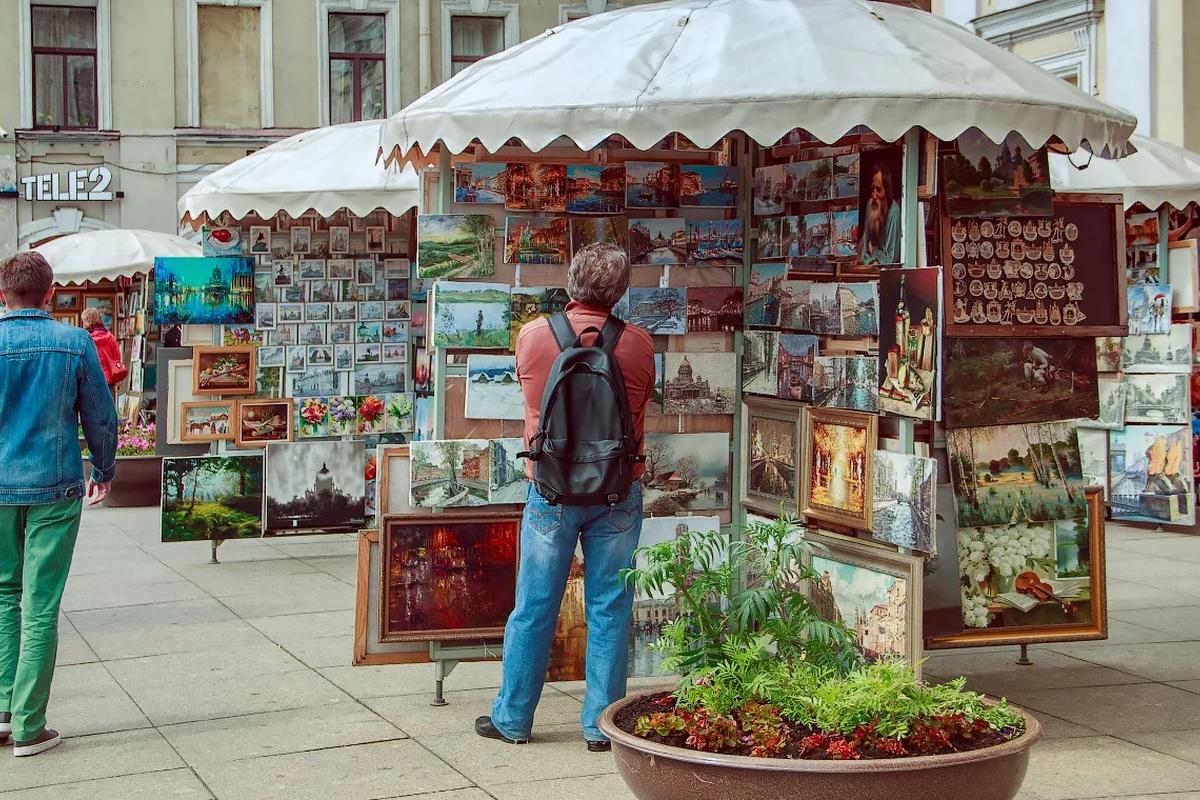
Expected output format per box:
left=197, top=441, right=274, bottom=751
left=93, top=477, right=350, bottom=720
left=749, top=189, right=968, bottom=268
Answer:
left=488, top=438, right=528, bottom=504
left=626, top=161, right=680, bottom=208
left=628, top=218, right=687, bottom=266
left=746, top=262, right=786, bottom=327
left=741, top=397, right=799, bottom=516
left=504, top=216, right=569, bottom=265
left=662, top=353, right=737, bottom=415
left=264, top=441, right=366, bottom=531
left=454, top=162, right=506, bottom=203
left=153, top=257, right=255, bottom=325
left=871, top=451, right=936, bottom=554
left=505, top=163, right=568, bottom=212
left=686, top=286, right=744, bottom=332
left=776, top=333, right=819, bottom=402
left=686, top=219, right=744, bottom=267
left=813, top=356, right=879, bottom=412
left=679, top=165, right=738, bottom=207
left=1109, top=424, right=1196, bottom=525
left=614, top=287, right=687, bottom=335
left=742, top=330, right=780, bottom=397
left=565, top=164, right=625, bottom=213
left=1124, top=373, right=1190, bottom=424
left=409, top=439, right=492, bottom=508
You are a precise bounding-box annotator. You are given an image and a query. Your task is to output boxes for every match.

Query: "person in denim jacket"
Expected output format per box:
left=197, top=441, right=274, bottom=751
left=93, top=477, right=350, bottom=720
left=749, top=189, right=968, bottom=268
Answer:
left=0, top=252, right=117, bottom=757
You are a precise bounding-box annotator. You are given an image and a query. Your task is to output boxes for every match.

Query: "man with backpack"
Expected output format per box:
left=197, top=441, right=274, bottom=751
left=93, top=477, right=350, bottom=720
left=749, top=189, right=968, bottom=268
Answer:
left=477, top=243, right=655, bottom=752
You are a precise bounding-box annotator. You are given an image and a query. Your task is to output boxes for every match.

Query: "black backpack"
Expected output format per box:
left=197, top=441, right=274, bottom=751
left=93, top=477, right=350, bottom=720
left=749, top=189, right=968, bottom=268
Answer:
left=521, top=312, right=642, bottom=506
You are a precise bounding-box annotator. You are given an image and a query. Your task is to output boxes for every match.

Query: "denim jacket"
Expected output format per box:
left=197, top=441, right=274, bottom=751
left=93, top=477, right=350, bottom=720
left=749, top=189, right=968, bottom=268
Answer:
left=0, top=309, right=118, bottom=505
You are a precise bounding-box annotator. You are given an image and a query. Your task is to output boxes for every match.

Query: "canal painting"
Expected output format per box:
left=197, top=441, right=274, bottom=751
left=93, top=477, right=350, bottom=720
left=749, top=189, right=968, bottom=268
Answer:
left=454, top=162, right=506, bottom=204
left=1123, top=373, right=1190, bottom=424
left=777, top=333, right=819, bottom=402
left=409, top=439, right=492, bottom=508
left=746, top=262, right=786, bottom=327
left=742, top=330, right=780, bottom=396
left=154, top=257, right=255, bottom=325
left=753, top=163, right=785, bottom=215
left=871, top=451, right=936, bottom=553
left=680, top=165, right=738, bottom=207
left=744, top=401, right=798, bottom=515
left=626, top=161, right=681, bottom=209
left=833, top=152, right=860, bottom=199
left=565, top=164, right=626, bottom=213
left=504, top=216, right=569, bottom=265
left=686, top=286, right=744, bottom=332
left=759, top=215, right=800, bottom=259
left=1109, top=424, right=1195, bottom=525
left=628, top=217, right=687, bottom=266
left=416, top=214, right=496, bottom=279
left=640, top=432, right=731, bottom=514
left=813, top=356, right=879, bottom=413
left=686, top=219, right=744, bottom=267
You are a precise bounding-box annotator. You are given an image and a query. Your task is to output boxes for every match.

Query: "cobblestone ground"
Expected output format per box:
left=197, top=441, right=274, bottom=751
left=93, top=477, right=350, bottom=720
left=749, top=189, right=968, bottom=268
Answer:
left=3, top=506, right=1200, bottom=799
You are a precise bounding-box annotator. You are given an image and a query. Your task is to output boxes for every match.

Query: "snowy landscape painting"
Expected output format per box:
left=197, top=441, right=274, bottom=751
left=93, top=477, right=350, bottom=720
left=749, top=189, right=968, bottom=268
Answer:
left=465, top=355, right=524, bottom=420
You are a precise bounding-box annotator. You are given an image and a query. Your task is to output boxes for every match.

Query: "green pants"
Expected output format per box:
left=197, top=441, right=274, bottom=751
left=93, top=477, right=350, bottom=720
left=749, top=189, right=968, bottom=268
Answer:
left=0, top=499, right=81, bottom=742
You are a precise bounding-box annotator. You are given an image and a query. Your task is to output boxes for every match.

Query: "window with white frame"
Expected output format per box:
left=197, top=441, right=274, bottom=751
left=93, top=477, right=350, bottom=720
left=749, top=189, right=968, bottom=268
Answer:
left=31, top=4, right=97, bottom=129
left=441, top=1, right=518, bottom=82
left=328, top=13, right=386, bottom=123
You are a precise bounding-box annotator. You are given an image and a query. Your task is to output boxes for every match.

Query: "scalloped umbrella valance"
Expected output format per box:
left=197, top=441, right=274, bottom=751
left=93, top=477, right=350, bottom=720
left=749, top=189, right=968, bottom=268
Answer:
left=1050, top=133, right=1200, bottom=211
left=34, top=229, right=200, bottom=285
left=380, top=0, right=1136, bottom=167
left=181, top=120, right=420, bottom=224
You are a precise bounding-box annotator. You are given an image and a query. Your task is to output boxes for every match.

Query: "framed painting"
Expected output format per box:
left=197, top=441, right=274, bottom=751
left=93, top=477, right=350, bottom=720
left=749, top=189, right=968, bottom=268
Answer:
left=804, top=529, right=923, bottom=672
left=380, top=513, right=521, bottom=642
left=408, top=439, right=491, bottom=508
left=799, top=407, right=876, bottom=530
left=353, top=529, right=431, bottom=666
left=927, top=487, right=1107, bottom=649
left=192, top=346, right=257, bottom=395
left=376, top=445, right=413, bottom=517
left=53, top=291, right=80, bottom=312
left=740, top=397, right=800, bottom=516
left=83, top=294, right=115, bottom=328
left=160, top=455, right=264, bottom=542
left=179, top=401, right=234, bottom=442
left=234, top=399, right=294, bottom=448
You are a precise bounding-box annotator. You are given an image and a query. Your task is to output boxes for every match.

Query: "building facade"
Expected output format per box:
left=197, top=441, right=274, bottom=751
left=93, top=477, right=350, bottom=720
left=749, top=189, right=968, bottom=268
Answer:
left=0, top=0, right=649, bottom=256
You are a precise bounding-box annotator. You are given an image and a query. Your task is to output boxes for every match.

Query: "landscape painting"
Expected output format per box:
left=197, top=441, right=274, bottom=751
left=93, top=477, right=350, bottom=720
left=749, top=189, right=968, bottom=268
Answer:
left=431, top=281, right=511, bottom=349
left=813, top=356, right=879, bottom=412
left=680, top=165, right=738, bottom=207
left=942, top=130, right=1052, bottom=217
left=1109, top=424, right=1196, bottom=525
left=942, top=337, right=1099, bottom=428
left=746, top=262, right=786, bottom=327
left=946, top=421, right=1087, bottom=528
left=454, top=162, right=506, bottom=203
left=409, top=439, right=491, bottom=508
left=742, top=330, right=780, bottom=397
left=662, top=353, right=737, bottom=415
left=628, top=218, right=687, bottom=266
left=509, top=286, right=569, bottom=341
left=878, top=267, right=940, bottom=420
left=488, top=438, right=528, bottom=504
left=871, top=451, right=936, bottom=553
left=154, top=257, right=255, bottom=325
left=160, top=455, right=263, bottom=542
left=615, top=287, right=687, bottom=335
left=1124, top=373, right=1190, bottom=424
left=569, top=216, right=627, bottom=257
left=416, top=214, right=496, bottom=279
left=465, top=355, right=523, bottom=420
left=685, top=286, right=744, bottom=332
left=742, top=397, right=799, bottom=515
left=505, top=163, right=567, bottom=212
left=800, top=407, right=876, bottom=530
left=382, top=515, right=519, bottom=641
left=641, top=432, right=731, bottom=514
left=1121, top=324, right=1193, bottom=373
left=686, top=219, right=744, bottom=267
left=504, top=216, right=569, bottom=265
left=565, top=164, right=625, bottom=214
left=626, top=161, right=680, bottom=209
left=776, top=334, right=819, bottom=402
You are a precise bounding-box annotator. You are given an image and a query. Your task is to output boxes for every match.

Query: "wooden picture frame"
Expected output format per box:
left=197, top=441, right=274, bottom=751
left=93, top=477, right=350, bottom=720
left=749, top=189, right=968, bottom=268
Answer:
left=376, top=444, right=413, bottom=517
left=82, top=293, right=115, bottom=327
left=354, top=529, right=432, bottom=666
left=799, top=406, right=877, bottom=531
left=926, top=487, right=1108, bottom=650
left=192, top=346, right=257, bottom=395
left=179, top=401, right=235, bottom=442
left=52, top=313, right=79, bottom=326
left=380, top=512, right=521, bottom=643
left=234, top=399, right=294, bottom=448
left=52, top=290, right=80, bottom=312
left=804, top=528, right=924, bottom=675
left=1167, top=239, right=1200, bottom=314
left=942, top=193, right=1128, bottom=337
left=740, top=397, right=801, bottom=516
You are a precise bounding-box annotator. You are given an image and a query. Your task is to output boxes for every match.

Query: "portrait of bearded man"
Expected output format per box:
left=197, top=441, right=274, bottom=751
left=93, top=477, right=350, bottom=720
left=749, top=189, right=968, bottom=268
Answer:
left=859, top=161, right=901, bottom=265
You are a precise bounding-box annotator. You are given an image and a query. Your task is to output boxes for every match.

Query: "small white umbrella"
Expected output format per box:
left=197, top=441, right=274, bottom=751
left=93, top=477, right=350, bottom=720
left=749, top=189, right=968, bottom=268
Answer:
left=380, top=0, right=1136, bottom=165
left=1050, top=133, right=1200, bottom=211
left=181, top=120, right=420, bottom=224
left=34, top=229, right=200, bottom=285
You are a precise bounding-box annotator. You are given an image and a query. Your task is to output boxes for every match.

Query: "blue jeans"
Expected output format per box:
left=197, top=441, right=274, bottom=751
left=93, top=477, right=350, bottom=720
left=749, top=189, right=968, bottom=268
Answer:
left=491, top=482, right=643, bottom=742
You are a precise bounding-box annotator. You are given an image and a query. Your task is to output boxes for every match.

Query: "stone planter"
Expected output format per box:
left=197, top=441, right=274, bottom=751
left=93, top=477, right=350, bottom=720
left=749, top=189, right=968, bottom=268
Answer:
left=598, top=690, right=1041, bottom=800
left=91, top=455, right=163, bottom=508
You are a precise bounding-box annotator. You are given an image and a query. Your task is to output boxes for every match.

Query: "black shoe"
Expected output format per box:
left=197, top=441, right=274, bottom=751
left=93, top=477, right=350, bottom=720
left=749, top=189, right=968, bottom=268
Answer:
left=586, top=739, right=612, bottom=752
left=13, top=728, right=61, bottom=757
left=0, top=712, right=10, bottom=746
left=475, top=716, right=528, bottom=745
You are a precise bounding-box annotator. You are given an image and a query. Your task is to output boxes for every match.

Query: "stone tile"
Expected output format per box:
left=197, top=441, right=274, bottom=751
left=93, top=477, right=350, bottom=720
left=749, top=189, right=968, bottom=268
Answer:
left=1058, top=641, right=1200, bottom=682
left=366, top=687, right=579, bottom=738
left=69, top=597, right=237, bottom=633
left=420, top=723, right=616, bottom=787
left=220, top=585, right=355, bottom=618
left=380, top=792, right=493, bottom=800
left=106, top=642, right=306, bottom=687
left=301, top=555, right=359, bottom=584
left=1108, top=534, right=1200, bottom=562
left=184, top=568, right=347, bottom=602
left=1031, top=712, right=1097, bottom=740
left=48, top=662, right=152, bottom=737
left=68, top=548, right=177, bottom=578
left=1019, top=736, right=1200, bottom=800
left=78, top=619, right=271, bottom=662
left=192, top=739, right=471, bottom=800
left=1104, top=579, right=1200, bottom=611
left=1106, top=554, right=1200, bottom=582
left=1017, top=682, right=1200, bottom=735
left=278, top=634, right=355, bottom=668
left=488, top=774, right=636, bottom=800
left=1046, top=618, right=1185, bottom=650
left=1169, top=680, right=1200, bottom=695
left=268, top=535, right=358, bottom=558
left=553, top=676, right=677, bottom=702
left=247, top=609, right=355, bottom=641
left=116, top=666, right=348, bottom=726
left=1123, top=729, right=1200, bottom=765
left=0, top=729, right=183, bottom=793
left=160, top=700, right=402, bottom=763
left=0, top=769, right=215, bottom=800
left=56, top=621, right=99, bottom=666
left=60, top=580, right=210, bottom=612
left=319, top=660, right=504, bottom=700
left=1111, top=605, right=1200, bottom=640
left=920, top=649, right=1145, bottom=700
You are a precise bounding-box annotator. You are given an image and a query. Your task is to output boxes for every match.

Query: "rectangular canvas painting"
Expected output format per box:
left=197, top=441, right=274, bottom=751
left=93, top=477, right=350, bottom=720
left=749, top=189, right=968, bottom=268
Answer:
left=942, top=131, right=1052, bottom=217
left=504, top=216, right=569, bottom=265
left=857, top=147, right=904, bottom=266
left=235, top=400, right=292, bottom=448
left=813, top=356, right=879, bottom=413
left=806, top=282, right=841, bottom=335
left=614, top=287, right=687, bottom=335
left=626, top=161, right=680, bottom=209
left=505, top=163, right=567, bottom=212
left=871, top=451, right=936, bottom=554
left=942, top=337, right=1099, bottom=428
left=838, top=281, right=879, bottom=336
left=265, top=441, right=366, bottom=531
left=1127, top=284, right=1172, bottom=335
left=1077, top=427, right=1109, bottom=498
left=454, top=162, right=506, bottom=203
left=759, top=215, right=799, bottom=260
left=465, top=355, right=523, bottom=420
left=778, top=280, right=812, bottom=332
left=800, top=407, right=876, bottom=530
left=742, top=330, right=780, bottom=397
left=510, top=286, right=569, bottom=342
left=431, top=281, right=511, bottom=349
left=565, top=164, right=625, bottom=214
left=489, top=438, right=528, bottom=504
left=685, top=286, right=744, bottom=332
left=628, top=218, right=687, bottom=266
left=409, top=439, right=492, bottom=508
left=833, top=153, right=860, bottom=200
left=746, top=263, right=787, bottom=327
left=202, top=226, right=242, bottom=257
left=160, top=455, right=263, bottom=542
left=1124, top=373, right=1190, bottom=424
left=946, top=421, right=1087, bottom=528
left=154, top=257, right=255, bottom=325
left=1121, top=324, right=1193, bottom=373
left=680, top=165, right=738, bottom=208
left=830, top=209, right=860, bottom=259
left=1109, top=424, right=1195, bottom=525
left=797, top=212, right=831, bottom=261
left=662, top=353, right=736, bottom=415
left=1078, top=376, right=1127, bottom=431
left=785, top=158, right=832, bottom=202
left=416, top=215, right=496, bottom=279
left=742, top=397, right=799, bottom=515
left=686, top=219, right=743, bottom=267
left=878, top=266, right=940, bottom=420
left=179, top=402, right=233, bottom=442
left=776, top=333, right=819, bottom=402
left=381, top=515, right=519, bottom=641
left=753, top=163, right=785, bottom=215
left=641, top=432, right=731, bottom=514
left=569, top=216, right=627, bottom=257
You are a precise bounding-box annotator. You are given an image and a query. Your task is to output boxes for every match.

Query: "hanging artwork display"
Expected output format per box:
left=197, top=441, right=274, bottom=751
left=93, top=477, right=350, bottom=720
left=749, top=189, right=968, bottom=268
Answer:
left=628, top=218, right=687, bottom=266
left=686, top=219, right=744, bottom=267
left=202, top=226, right=243, bottom=257
left=160, top=455, right=264, bottom=542
left=753, top=163, right=785, bottom=215
left=741, top=330, right=780, bottom=397
left=856, top=146, right=904, bottom=267
left=153, top=257, right=256, bottom=325
left=685, top=286, right=744, bottom=332
left=265, top=441, right=367, bottom=531
left=837, top=282, right=879, bottom=335
left=429, top=282, right=511, bottom=349
left=234, top=400, right=293, bottom=448
left=614, top=287, right=687, bottom=335
left=746, top=263, right=786, bottom=327
left=942, top=337, right=1098, bottom=428
left=409, top=439, right=492, bottom=508
left=813, top=356, right=879, bottom=413
left=509, top=286, right=569, bottom=341
left=626, top=161, right=680, bottom=208
left=504, top=216, right=569, bottom=265
left=870, top=450, right=936, bottom=554
left=192, top=346, right=257, bottom=395
left=878, top=266, right=940, bottom=420
left=1077, top=377, right=1127, bottom=431
left=454, top=162, right=507, bottom=204
left=662, top=353, right=737, bottom=415
left=381, top=514, right=520, bottom=642
left=740, top=397, right=799, bottom=516
left=799, top=407, right=876, bottom=530
left=416, top=215, right=496, bottom=280
left=1123, top=374, right=1190, bottom=424
left=488, top=439, right=528, bottom=504
left=641, top=432, right=731, bottom=514
left=1076, top=428, right=1109, bottom=499
left=569, top=216, right=628, bottom=256
left=565, top=164, right=626, bottom=214
left=759, top=215, right=799, bottom=260
left=1109, top=425, right=1196, bottom=525
left=1127, top=283, right=1173, bottom=335
left=178, top=401, right=234, bottom=442
left=465, top=355, right=523, bottom=420
left=505, top=163, right=567, bottom=213
left=1166, top=239, right=1200, bottom=313
left=1121, top=324, right=1193, bottom=373
left=941, top=131, right=1052, bottom=218
left=680, top=165, right=738, bottom=208
left=776, top=334, right=819, bottom=402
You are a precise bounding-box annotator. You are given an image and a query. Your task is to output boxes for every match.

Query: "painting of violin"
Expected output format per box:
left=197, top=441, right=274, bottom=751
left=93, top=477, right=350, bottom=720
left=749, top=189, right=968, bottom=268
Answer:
left=1014, top=571, right=1075, bottom=615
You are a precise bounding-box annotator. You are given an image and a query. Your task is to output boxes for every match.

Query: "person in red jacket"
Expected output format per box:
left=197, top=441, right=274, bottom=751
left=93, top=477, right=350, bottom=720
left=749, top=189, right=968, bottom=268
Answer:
left=79, top=307, right=127, bottom=387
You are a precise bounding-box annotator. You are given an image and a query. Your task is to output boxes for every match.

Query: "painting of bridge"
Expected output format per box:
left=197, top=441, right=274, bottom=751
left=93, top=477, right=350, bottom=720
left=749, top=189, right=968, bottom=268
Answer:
left=410, top=439, right=492, bottom=508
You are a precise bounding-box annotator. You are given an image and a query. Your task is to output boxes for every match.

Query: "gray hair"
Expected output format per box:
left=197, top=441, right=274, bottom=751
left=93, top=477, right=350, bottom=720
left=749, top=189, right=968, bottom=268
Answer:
left=566, top=243, right=630, bottom=309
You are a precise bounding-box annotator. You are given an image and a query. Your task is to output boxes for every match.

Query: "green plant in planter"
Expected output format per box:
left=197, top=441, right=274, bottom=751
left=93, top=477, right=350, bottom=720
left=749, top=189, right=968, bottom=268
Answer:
left=621, top=515, right=1025, bottom=760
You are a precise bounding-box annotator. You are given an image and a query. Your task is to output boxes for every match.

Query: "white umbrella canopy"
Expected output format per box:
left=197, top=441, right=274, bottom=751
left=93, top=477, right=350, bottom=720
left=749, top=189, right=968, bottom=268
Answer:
left=380, top=0, right=1136, bottom=166
left=34, top=229, right=200, bottom=285
left=181, top=120, right=420, bottom=224
left=1050, top=133, right=1200, bottom=211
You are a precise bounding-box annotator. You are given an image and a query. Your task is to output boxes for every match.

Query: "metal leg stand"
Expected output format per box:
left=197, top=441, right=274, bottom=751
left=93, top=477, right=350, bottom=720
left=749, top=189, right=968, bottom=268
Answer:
left=210, top=538, right=222, bottom=565
left=432, top=659, right=459, bottom=707
left=1015, top=644, right=1032, bottom=666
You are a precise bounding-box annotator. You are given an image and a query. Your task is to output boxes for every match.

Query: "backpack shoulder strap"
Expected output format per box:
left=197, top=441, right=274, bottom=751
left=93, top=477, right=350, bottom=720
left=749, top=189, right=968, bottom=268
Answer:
left=547, top=312, right=577, bottom=353
left=597, top=315, right=626, bottom=355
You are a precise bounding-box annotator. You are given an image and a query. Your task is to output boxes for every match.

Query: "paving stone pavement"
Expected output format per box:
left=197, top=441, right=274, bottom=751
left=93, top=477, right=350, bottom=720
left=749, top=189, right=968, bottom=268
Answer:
left=2, top=506, right=1199, bottom=799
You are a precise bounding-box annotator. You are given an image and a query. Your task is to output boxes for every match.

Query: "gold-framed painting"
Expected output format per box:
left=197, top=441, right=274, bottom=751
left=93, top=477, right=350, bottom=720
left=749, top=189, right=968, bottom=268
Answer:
left=804, top=528, right=924, bottom=674
left=740, top=397, right=800, bottom=516
left=354, top=529, right=432, bottom=666
left=193, top=346, right=257, bottom=395
left=234, top=399, right=294, bottom=449
left=179, top=401, right=235, bottom=442
left=799, top=406, right=877, bottom=530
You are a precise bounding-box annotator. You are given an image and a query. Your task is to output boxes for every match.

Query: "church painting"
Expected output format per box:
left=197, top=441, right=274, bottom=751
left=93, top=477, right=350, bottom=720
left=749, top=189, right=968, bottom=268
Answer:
left=153, top=257, right=256, bottom=325
left=662, top=353, right=736, bottom=415
left=265, top=441, right=367, bottom=531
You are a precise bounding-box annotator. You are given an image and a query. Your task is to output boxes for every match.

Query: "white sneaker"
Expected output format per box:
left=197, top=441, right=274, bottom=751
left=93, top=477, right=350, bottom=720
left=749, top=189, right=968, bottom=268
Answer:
left=13, top=729, right=61, bottom=757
